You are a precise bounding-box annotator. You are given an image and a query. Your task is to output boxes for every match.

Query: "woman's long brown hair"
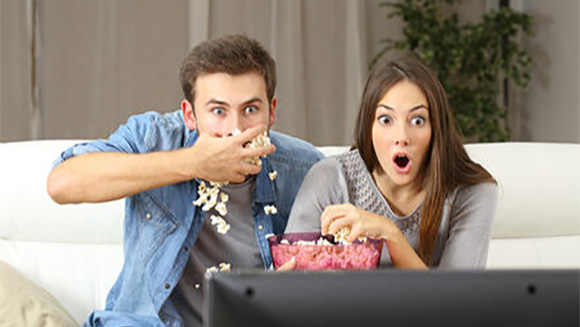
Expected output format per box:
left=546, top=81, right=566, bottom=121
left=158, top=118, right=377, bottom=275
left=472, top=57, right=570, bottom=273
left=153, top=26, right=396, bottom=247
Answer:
left=354, top=57, right=496, bottom=264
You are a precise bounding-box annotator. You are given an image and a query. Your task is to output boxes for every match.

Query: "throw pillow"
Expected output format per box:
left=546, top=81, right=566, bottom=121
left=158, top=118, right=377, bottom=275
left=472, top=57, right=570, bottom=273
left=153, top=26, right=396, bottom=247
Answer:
left=0, top=261, right=77, bottom=327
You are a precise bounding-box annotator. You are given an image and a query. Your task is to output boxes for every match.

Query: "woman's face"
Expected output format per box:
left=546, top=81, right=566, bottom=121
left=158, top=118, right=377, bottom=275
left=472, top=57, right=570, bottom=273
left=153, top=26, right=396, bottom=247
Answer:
left=371, top=80, right=432, bottom=189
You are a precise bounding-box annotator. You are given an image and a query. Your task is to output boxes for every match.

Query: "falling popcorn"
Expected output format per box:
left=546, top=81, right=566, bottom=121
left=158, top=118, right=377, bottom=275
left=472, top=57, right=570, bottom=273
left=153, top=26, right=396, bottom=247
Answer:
left=195, top=284, right=200, bottom=289
left=264, top=205, right=278, bottom=215
left=210, top=215, right=231, bottom=234
left=206, top=262, right=231, bottom=274
left=206, top=266, right=219, bottom=273
left=268, top=171, right=277, bottom=181
left=218, top=262, right=231, bottom=272
left=215, top=201, right=227, bottom=216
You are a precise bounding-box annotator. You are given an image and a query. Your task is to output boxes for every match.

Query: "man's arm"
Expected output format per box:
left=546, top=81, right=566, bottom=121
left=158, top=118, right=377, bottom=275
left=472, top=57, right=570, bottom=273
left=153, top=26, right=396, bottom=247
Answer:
left=47, top=126, right=275, bottom=204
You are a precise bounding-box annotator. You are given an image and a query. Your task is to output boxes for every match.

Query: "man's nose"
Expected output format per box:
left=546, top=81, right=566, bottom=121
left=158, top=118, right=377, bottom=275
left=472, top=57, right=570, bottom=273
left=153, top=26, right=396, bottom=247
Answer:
left=226, top=113, right=245, bottom=136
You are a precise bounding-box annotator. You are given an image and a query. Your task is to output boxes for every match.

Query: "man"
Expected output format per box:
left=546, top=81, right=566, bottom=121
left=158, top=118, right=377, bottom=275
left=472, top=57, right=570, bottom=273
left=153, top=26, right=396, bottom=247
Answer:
left=48, top=34, right=323, bottom=327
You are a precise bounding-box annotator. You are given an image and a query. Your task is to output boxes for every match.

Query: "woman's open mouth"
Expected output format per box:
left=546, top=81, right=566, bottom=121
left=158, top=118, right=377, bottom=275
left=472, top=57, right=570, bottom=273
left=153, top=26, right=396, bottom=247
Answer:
left=392, top=153, right=412, bottom=174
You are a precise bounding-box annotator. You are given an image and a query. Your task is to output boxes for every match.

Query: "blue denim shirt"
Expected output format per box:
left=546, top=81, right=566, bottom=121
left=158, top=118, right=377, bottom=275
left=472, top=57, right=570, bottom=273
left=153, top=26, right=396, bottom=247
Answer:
left=52, top=110, right=323, bottom=327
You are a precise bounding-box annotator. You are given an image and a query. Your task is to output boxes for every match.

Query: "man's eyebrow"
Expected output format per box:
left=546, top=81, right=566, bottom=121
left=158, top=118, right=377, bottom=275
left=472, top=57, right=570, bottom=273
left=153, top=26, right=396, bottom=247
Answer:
left=205, top=99, right=229, bottom=107
left=378, top=104, right=428, bottom=111
left=242, top=97, right=264, bottom=106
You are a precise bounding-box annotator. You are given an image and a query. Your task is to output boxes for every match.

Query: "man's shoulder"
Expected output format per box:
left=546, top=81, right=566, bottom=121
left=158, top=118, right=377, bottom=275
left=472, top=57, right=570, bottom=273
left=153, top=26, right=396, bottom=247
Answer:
left=269, top=131, right=324, bottom=165
left=129, top=110, right=184, bottom=130
left=125, top=110, right=190, bottom=151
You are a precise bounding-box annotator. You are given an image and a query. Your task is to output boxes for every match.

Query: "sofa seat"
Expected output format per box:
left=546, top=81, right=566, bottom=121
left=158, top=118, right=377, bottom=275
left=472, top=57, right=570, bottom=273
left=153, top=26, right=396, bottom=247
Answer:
left=0, top=140, right=578, bottom=324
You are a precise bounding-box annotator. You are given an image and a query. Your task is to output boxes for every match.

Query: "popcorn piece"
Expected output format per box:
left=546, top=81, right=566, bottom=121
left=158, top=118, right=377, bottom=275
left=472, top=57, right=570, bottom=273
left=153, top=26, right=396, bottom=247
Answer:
left=218, top=262, right=231, bottom=272
left=334, top=227, right=352, bottom=245
left=244, top=131, right=271, bottom=166
left=206, top=262, right=231, bottom=274
left=206, top=266, right=219, bottom=273
left=195, top=284, right=200, bottom=289
left=193, top=181, right=229, bottom=212
left=264, top=205, right=278, bottom=215
left=210, top=215, right=231, bottom=234
left=215, top=201, right=228, bottom=216
left=268, top=171, right=277, bottom=181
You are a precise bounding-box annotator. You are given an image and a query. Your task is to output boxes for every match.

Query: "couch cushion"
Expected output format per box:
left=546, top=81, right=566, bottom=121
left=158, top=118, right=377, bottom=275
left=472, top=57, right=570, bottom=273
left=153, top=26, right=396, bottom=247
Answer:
left=0, top=140, right=124, bottom=244
left=0, top=260, right=78, bottom=327
left=466, top=143, right=580, bottom=239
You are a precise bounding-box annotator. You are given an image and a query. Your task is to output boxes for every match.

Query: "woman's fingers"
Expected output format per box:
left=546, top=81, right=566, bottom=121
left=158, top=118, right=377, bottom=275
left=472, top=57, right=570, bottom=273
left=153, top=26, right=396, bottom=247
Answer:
left=321, top=204, right=354, bottom=234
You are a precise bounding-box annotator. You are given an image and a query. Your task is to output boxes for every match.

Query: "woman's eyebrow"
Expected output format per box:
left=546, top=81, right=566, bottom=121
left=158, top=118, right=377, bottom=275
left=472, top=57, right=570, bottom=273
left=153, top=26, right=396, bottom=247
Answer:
left=377, top=104, right=428, bottom=111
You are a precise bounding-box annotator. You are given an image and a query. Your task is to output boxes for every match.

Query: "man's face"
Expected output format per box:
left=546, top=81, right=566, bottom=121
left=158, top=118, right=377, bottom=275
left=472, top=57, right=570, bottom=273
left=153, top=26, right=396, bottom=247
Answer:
left=182, top=72, right=276, bottom=136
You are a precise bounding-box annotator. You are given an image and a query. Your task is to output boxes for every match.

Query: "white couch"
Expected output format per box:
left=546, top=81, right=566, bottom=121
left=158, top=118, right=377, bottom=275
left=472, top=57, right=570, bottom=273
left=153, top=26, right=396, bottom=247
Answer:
left=0, top=140, right=579, bottom=325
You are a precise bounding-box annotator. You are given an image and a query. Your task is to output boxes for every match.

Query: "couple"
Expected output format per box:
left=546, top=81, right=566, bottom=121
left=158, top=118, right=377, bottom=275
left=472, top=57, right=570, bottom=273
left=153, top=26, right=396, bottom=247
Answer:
left=47, top=34, right=497, bottom=327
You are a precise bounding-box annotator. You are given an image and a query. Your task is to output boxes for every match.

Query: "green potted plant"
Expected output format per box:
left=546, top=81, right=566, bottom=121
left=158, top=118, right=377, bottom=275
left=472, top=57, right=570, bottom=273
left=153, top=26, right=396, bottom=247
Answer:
left=373, top=0, right=533, bottom=142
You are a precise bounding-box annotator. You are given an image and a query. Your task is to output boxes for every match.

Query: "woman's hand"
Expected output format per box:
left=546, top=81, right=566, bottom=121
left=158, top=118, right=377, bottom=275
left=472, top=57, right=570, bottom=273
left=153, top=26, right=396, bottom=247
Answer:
left=320, top=203, right=394, bottom=242
left=320, top=203, right=427, bottom=269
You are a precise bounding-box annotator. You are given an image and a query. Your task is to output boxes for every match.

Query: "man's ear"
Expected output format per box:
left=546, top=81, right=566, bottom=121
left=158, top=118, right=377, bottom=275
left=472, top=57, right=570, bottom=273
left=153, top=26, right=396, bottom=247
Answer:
left=269, top=97, right=277, bottom=127
left=182, top=100, right=196, bottom=130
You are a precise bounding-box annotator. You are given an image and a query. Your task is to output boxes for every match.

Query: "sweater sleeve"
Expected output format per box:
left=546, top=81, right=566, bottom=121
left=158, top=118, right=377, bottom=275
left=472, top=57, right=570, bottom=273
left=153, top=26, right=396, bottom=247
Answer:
left=284, top=157, right=351, bottom=233
left=438, top=182, right=499, bottom=268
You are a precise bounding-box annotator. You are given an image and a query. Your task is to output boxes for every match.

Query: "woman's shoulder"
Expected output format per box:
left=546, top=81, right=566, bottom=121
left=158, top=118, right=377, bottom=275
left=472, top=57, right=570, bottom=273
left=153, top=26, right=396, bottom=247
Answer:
left=449, top=182, right=499, bottom=210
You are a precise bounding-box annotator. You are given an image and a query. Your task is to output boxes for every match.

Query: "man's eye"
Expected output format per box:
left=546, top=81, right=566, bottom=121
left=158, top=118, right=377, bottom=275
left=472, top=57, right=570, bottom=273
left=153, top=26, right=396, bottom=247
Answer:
left=212, top=107, right=225, bottom=115
left=411, top=116, right=426, bottom=126
left=245, top=106, right=258, bottom=114
left=378, top=115, right=392, bottom=125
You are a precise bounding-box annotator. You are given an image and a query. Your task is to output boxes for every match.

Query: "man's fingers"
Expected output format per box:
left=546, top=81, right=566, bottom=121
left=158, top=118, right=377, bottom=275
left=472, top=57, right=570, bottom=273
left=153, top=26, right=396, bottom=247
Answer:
left=235, top=125, right=267, bottom=144
left=243, top=144, right=276, bottom=158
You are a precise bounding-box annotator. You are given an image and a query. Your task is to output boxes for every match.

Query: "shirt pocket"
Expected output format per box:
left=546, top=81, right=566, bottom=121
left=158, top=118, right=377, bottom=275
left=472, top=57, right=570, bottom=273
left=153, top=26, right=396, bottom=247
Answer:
left=133, top=192, right=179, bottom=263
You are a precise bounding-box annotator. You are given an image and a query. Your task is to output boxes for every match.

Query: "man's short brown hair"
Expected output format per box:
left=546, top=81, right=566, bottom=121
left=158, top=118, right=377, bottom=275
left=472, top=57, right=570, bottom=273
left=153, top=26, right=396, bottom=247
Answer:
left=179, top=34, right=276, bottom=106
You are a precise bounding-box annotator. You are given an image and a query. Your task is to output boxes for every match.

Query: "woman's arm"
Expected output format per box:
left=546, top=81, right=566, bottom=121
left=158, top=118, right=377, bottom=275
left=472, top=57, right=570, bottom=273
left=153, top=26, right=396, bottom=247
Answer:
left=284, top=157, right=350, bottom=233
left=438, top=182, right=499, bottom=268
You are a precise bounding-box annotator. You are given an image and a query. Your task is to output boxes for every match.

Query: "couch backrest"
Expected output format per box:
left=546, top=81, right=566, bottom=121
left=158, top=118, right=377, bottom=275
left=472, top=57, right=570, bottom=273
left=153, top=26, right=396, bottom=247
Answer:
left=0, top=140, right=578, bottom=324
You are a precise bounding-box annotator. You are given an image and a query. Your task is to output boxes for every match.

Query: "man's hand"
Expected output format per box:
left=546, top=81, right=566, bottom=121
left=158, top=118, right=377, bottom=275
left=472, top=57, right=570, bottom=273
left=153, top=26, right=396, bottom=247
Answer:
left=187, top=125, right=276, bottom=183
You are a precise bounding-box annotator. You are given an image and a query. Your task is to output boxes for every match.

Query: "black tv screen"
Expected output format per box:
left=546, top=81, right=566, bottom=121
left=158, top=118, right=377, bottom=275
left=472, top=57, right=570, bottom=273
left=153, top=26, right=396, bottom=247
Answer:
left=204, top=269, right=579, bottom=327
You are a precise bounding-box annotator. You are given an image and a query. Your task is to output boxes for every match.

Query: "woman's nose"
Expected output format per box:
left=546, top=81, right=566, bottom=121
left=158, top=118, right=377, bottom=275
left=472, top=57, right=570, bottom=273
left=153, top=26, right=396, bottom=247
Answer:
left=393, top=125, right=410, bottom=146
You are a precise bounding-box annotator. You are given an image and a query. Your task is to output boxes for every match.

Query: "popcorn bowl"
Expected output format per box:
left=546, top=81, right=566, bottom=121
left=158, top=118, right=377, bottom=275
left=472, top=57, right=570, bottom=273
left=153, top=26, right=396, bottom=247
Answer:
left=268, top=232, right=382, bottom=271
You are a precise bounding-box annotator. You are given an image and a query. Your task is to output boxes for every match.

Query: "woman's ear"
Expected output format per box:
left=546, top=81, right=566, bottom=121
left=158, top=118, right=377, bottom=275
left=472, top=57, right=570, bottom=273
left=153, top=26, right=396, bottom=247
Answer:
left=182, top=100, right=196, bottom=130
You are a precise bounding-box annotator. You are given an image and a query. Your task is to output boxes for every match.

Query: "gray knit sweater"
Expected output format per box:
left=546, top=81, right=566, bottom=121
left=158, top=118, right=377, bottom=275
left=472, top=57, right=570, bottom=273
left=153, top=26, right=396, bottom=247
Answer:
left=285, top=150, right=498, bottom=268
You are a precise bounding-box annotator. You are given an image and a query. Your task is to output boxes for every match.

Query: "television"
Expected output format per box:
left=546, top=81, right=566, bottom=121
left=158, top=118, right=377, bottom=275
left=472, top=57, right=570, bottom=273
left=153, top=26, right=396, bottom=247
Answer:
left=203, top=269, right=579, bottom=327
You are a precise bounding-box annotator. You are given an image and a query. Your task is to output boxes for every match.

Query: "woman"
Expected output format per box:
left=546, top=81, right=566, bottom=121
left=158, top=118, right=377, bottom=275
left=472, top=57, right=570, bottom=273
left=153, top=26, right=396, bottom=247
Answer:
left=284, top=57, right=498, bottom=269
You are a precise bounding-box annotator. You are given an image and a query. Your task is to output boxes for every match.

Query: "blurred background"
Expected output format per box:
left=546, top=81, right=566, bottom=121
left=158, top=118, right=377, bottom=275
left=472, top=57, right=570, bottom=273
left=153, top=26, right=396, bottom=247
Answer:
left=1, top=0, right=578, bottom=146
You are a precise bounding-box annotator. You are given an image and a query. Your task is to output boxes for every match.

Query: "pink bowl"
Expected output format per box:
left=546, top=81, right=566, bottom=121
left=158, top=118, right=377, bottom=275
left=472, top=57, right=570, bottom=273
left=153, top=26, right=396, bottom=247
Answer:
left=268, top=232, right=382, bottom=271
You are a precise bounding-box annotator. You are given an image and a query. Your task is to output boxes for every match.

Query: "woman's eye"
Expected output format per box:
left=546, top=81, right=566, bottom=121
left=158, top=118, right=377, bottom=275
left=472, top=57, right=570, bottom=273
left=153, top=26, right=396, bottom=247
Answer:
left=378, top=115, right=392, bottom=125
left=411, top=116, right=426, bottom=126
left=212, top=107, right=225, bottom=115
left=245, top=106, right=258, bottom=114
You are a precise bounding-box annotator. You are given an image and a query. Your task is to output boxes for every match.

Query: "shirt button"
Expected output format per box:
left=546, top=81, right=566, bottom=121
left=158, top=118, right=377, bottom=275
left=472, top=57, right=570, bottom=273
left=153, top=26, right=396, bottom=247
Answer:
left=164, top=283, right=171, bottom=290
left=146, top=213, right=152, bottom=219
left=184, top=246, right=189, bottom=252
left=258, top=225, right=263, bottom=230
